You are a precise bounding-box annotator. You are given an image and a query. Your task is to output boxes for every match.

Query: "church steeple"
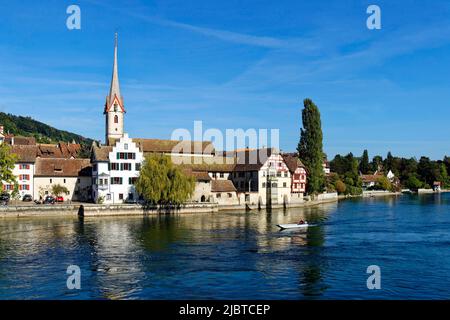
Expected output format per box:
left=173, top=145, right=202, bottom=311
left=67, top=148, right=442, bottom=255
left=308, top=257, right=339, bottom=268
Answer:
left=104, top=33, right=124, bottom=114
left=104, top=33, right=125, bottom=145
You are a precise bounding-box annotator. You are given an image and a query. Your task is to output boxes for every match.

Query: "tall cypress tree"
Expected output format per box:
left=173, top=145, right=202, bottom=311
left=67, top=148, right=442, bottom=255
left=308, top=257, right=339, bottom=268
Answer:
left=359, top=149, right=370, bottom=174
left=297, top=98, right=325, bottom=194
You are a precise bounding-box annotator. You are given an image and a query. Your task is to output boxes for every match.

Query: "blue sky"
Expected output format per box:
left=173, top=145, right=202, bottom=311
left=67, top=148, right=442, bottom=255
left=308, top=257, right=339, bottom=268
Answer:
left=1, top=0, right=450, bottom=160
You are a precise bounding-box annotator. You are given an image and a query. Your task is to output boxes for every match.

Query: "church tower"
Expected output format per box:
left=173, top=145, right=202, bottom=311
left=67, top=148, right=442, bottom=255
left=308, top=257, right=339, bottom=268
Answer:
left=104, top=33, right=125, bottom=145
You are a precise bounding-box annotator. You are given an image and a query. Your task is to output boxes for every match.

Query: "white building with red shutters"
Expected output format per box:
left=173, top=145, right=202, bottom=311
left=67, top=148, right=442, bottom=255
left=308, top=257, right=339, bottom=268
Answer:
left=229, top=148, right=292, bottom=206
left=2, top=145, right=37, bottom=198
left=282, top=154, right=307, bottom=194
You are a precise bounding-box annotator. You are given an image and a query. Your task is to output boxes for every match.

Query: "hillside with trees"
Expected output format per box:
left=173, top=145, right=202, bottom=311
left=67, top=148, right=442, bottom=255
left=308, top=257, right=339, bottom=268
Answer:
left=0, top=112, right=94, bottom=157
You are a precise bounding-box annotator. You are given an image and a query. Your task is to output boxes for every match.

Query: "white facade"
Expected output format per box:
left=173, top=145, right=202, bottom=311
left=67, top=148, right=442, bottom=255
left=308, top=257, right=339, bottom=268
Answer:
left=231, top=152, right=292, bottom=206
left=92, top=133, right=144, bottom=204
left=34, top=176, right=91, bottom=201
left=4, top=162, right=35, bottom=199
left=259, top=154, right=292, bottom=205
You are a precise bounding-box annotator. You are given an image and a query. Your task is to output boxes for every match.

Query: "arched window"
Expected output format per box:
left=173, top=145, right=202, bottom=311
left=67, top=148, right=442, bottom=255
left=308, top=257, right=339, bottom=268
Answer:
left=114, top=115, right=118, bottom=124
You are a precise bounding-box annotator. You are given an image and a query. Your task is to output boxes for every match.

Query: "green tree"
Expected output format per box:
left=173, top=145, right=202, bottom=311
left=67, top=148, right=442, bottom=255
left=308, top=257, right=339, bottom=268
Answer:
left=405, top=174, right=423, bottom=190
left=375, top=176, right=393, bottom=191
left=51, top=184, right=69, bottom=197
left=359, top=149, right=370, bottom=174
left=335, top=180, right=346, bottom=194
left=371, top=155, right=383, bottom=172
left=0, top=143, right=17, bottom=190
left=384, top=152, right=394, bottom=171
left=135, top=154, right=195, bottom=206
left=297, top=98, right=325, bottom=194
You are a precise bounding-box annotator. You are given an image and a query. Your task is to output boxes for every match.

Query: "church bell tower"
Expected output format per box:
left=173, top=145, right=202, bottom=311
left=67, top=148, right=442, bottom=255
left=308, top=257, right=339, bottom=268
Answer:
left=104, top=33, right=125, bottom=146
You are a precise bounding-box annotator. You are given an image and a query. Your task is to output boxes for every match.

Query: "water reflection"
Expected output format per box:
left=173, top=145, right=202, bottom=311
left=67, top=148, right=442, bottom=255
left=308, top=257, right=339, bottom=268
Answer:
left=75, top=217, right=146, bottom=299
left=0, top=201, right=339, bottom=299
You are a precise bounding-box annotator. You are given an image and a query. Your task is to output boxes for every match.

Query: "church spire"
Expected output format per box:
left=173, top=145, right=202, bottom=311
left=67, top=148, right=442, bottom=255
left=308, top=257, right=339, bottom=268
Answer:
left=104, top=32, right=124, bottom=114
left=104, top=33, right=125, bottom=145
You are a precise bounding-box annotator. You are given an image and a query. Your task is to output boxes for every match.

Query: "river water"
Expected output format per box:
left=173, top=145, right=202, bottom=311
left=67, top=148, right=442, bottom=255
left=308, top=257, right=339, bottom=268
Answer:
left=1, top=193, right=450, bottom=299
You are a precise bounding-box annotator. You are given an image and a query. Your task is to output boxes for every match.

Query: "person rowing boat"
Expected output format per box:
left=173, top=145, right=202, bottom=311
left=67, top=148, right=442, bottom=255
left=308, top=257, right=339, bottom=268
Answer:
left=298, top=220, right=308, bottom=225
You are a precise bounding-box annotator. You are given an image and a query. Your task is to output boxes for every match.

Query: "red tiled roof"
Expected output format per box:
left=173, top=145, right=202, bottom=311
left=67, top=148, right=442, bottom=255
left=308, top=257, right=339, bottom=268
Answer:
left=35, top=158, right=92, bottom=177
left=281, top=154, right=306, bottom=174
left=133, top=138, right=215, bottom=155
left=10, top=145, right=38, bottom=163
left=211, top=180, right=237, bottom=193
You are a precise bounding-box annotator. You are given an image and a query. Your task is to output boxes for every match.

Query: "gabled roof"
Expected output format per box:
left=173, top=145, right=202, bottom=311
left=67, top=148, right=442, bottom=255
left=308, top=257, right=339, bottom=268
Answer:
left=180, top=166, right=211, bottom=182
left=281, top=154, right=306, bottom=174
left=35, top=158, right=92, bottom=177
left=211, top=180, right=237, bottom=193
left=361, top=174, right=382, bottom=183
left=133, top=138, right=215, bottom=155
left=10, top=145, right=38, bottom=163
left=232, top=148, right=276, bottom=172
left=37, top=142, right=81, bottom=159
left=92, top=145, right=113, bottom=161
left=5, top=136, right=36, bottom=146
left=175, top=156, right=236, bottom=172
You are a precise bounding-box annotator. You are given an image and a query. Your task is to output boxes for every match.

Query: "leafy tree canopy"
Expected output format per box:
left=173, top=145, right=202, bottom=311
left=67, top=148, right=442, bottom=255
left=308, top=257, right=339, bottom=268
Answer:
left=135, top=154, right=195, bottom=206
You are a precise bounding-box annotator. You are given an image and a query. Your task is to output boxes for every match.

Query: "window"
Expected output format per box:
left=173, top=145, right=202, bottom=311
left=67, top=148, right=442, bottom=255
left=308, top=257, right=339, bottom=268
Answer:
left=284, top=172, right=288, bottom=177
left=117, top=152, right=136, bottom=160
left=106, top=194, right=111, bottom=200
left=124, top=143, right=128, bottom=150
left=217, top=193, right=222, bottom=198
left=119, top=193, right=124, bottom=200
left=212, top=173, right=217, bottom=178
left=93, top=164, right=98, bottom=171
left=128, top=193, right=134, bottom=200
left=19, top=164, right=30, bottom=170
left=277, top=172, right=281, bottom=177
left=135, top=163, right=141, bottom=171
left=50, top=179, right=53, bottom=184
left=128, top=177, right=138, bottom=185
left=120, top=163, right=132, bottom=171
left=19, top=174, right=30, bottom=181
left=220, top=172, right=224, bottom=178
left=111, top=177, right=123, bottom=185
left=114, top=115, right=118, bottom=124
left=272, top=183, right=277, bottom=188
left=110, top=163, right=120, bottom=170
left=228, top=193, right=232, bottom=198
left=63, top=179, right=66, bottom=184
left=283, top=182, right=287, bottom=188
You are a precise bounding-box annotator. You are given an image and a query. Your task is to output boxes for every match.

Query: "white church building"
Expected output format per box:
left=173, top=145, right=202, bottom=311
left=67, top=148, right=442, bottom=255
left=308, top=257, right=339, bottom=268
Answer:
left=91, top=34, right=215, bottom=204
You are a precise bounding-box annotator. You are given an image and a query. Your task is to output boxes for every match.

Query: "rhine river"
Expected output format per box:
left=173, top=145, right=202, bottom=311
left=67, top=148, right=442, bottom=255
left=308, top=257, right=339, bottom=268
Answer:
left=1, top=193, right=450, bottom=299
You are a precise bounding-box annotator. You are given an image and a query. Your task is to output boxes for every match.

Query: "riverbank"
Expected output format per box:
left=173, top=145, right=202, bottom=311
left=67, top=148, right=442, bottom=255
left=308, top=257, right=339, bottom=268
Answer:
left=0, top=195, right=339, bottom=218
